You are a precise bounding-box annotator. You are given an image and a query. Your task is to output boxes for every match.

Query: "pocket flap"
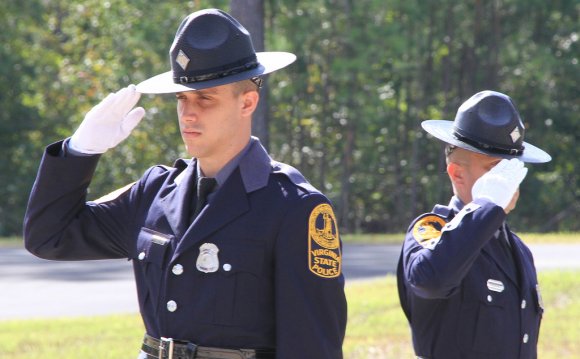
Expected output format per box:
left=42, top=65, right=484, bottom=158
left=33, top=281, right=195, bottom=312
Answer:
left=136, top=227, right=173, bottom=267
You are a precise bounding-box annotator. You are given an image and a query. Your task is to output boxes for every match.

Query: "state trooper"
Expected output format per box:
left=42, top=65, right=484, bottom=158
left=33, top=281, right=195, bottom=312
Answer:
left=24, top=8, right=346, bottom=359
left=397, top=91, right=550, bottom=359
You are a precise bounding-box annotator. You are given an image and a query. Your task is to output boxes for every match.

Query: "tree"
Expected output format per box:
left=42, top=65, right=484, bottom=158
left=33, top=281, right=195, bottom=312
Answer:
left=230, top=0, right=271, bottom=149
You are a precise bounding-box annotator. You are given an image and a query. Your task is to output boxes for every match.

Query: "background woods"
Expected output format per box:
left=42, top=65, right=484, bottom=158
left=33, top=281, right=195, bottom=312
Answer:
left=0, top=0, right=577, bottom=236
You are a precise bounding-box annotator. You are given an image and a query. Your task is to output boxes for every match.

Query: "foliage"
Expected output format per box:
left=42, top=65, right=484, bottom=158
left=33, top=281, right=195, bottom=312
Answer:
left=267, top=0, right=579, bottom=233
left=0, top=0, right=577, bottom=235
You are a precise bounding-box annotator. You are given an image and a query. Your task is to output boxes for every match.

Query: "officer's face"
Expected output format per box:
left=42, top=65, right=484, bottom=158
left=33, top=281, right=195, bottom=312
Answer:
left=176, top=83, right=257, bottom=174
left=448, top=149, right=502, bottom=203
left=464, top=152, right=502, bottom=193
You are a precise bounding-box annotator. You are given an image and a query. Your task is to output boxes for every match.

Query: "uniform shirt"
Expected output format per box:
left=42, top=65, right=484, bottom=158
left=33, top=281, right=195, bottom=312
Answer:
left=397, top=196, right=543, bottom=359
left=24, top=136, right=347, bottom=359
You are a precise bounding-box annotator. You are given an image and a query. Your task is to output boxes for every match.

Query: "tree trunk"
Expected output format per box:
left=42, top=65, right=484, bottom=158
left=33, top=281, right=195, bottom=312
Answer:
left=230, top=0, right=269, bottom=149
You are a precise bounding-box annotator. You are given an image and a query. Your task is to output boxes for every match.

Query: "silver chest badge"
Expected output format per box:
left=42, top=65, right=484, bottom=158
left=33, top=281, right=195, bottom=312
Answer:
left=196, top=243, right=219, bottom=273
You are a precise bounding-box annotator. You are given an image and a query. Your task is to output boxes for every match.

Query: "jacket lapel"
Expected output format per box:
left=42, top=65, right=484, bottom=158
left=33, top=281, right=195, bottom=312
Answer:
left=482, top=230, right=520, bottom=287
left=172, top=169, right=250, bottom=260
left=167, top=138, right=272, bottom=261
left=160, top=161, right=196, bottom=239
left=506, top=225, right=530, bottom=294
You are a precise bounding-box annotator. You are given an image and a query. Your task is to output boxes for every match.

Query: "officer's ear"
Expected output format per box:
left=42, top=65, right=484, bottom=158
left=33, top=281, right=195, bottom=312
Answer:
left=240, top=90, right=259, bottom=118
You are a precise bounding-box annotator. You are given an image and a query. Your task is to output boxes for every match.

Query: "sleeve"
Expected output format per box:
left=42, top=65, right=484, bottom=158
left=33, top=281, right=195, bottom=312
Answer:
left=274, top=193, right=347, bottom=359
left=402, top=199, right=506, bottom=299
left=23, top=140, right=144, bottom=260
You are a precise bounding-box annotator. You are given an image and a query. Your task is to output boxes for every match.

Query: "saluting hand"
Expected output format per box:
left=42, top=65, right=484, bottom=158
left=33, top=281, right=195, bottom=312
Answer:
left=69, top=85, right=145, bottom=154
left=472, top=158, right=528, bottom=213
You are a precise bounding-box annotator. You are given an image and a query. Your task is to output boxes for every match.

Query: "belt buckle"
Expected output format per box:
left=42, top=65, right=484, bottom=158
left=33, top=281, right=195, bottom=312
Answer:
left=159, top=337, right=174, bottom=359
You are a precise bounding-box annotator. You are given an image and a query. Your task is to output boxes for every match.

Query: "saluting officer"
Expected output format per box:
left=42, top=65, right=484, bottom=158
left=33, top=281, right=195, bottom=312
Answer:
left=24, top=9, right=346, bottom=359
left=397, top=91, right=550, bottom=359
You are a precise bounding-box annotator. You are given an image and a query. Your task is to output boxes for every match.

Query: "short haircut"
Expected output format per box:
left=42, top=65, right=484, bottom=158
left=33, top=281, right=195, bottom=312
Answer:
left=232, top=79, right=260, bottom=96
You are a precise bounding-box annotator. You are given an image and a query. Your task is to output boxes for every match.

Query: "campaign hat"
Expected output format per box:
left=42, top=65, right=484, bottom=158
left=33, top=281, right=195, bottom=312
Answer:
left=421, top=90, right=551, bottom=163
left=137, top=8, right=296, bottom=94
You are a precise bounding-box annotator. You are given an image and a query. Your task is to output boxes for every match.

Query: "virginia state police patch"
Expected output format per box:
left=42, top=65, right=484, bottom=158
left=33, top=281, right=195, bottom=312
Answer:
left=308, top=203, right=341, bottom=278
left=412, top=214, right=446, bottom=250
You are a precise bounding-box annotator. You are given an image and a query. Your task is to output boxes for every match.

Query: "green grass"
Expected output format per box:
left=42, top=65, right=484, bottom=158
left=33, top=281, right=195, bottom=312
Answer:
left=2, top=232, right=578, bottom=247
left=1, top=270, right=578, bottom=358
left=341, top=232, right=580, bottom=244
left=0, top=237, right=23, bottom=248
left=0, top=315, right=145, bottom=358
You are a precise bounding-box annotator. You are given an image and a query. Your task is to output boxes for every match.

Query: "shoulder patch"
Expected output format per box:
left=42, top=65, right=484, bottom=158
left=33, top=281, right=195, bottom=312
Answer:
left=412, top=215, right=447, bottom=249
left=93, top=182, right=135, bottom=204
left=308, top=203, right=341, bottom=278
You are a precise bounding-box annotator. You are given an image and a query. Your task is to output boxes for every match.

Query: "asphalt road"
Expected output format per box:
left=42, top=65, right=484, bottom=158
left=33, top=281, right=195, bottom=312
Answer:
left=1, top=243, right=579, bottom=320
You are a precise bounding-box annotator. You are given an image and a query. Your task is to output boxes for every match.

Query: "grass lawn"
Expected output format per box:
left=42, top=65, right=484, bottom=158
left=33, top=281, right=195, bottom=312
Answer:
left=2, top=232, right=578, bottom=247
left=342, top=232, right=580, bottom=244
left=1, top=270, right=578, bottom=358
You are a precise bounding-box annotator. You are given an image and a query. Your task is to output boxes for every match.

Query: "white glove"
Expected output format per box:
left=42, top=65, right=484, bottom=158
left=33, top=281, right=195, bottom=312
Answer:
left=69, top=85, right=145, bottom=154
left=472, top=158, right=528, bottom=209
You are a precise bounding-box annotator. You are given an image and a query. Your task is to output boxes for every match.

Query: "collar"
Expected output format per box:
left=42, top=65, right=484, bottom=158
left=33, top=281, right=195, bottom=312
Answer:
left=196, top=139, right=253, bottom=188
left=191, top=136, right=272, bottom=194
left=449, top=195, right=466, bottom=212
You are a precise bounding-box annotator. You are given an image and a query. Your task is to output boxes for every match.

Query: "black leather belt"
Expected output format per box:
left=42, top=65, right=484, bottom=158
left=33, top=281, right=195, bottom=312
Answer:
left=141, top=334, right=275, bottom=359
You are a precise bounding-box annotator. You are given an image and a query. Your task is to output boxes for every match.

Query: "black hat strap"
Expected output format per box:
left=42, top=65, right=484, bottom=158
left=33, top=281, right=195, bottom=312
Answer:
left=174, top=57, right=259, bottom=85
left=452, top=131, right=525, bottom=156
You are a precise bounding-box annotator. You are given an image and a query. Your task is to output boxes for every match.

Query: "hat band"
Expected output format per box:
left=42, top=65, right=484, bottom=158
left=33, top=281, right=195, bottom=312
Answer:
left=453, top=131, right=525, bottom=156
left=174, top=59, right=259, bottom=85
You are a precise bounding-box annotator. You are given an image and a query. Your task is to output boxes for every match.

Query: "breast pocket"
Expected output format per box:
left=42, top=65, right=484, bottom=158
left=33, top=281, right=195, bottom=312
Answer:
left=211, top=242, right=266, bottom=326
left=135, top=227, right=173, bottom=309
left=457, top=274, right=511, bottom=355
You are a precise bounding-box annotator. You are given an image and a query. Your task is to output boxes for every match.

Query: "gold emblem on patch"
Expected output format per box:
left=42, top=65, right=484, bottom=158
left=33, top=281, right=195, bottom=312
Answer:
left=412, top=215, right=446, bottom=249
left=309, top=203, right=341, bottom=278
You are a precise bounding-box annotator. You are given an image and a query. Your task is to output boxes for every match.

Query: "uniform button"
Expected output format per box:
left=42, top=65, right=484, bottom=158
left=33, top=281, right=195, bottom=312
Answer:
left=172, top=264, right=184, bottom=276
left=521, top=299, right=527, bottom=309
left=223, top=263, right=232, bottom=272
left=167, top=300, right=177, bottom=312
left=523, top=333, right=529, bottom=343
left=138, top=252, right=146, bottom=260
left=487, top=295, right=493, bottom=302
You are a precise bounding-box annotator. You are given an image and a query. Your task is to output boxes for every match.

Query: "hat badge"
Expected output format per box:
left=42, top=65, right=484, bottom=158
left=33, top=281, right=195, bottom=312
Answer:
left=510, top=126, right=521, bottom=143
left=176, top=49, right=190, bottom=70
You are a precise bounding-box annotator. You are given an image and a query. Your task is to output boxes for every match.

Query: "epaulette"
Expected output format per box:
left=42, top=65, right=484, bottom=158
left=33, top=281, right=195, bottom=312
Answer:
left=271, top=160, right=319, bottom=194
left=432, top=204, right=454, bottom=219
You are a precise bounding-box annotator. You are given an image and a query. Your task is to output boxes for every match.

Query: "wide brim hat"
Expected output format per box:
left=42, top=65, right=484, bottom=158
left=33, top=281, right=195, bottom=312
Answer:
left=422, top=91, right=551, bottom=163
left=136, top=9, right=296, bottom=94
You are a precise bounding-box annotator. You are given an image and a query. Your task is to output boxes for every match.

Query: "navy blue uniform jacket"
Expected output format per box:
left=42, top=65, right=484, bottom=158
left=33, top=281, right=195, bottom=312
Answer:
left=24, top=137, right=347, bottom=359
left=397, top=196, right=543, bottom=359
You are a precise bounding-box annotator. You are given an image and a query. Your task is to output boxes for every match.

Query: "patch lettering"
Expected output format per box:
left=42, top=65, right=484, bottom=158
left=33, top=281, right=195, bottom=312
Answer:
left=308, top=203, right=341, bottom=278
left=412, top=215, right=446, bottom=249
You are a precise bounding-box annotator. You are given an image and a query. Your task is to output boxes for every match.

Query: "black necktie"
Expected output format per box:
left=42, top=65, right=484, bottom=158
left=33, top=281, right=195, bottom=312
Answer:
left=498, top=225, right=519, bottom=283
left=191, top=177, right=217, bottom=221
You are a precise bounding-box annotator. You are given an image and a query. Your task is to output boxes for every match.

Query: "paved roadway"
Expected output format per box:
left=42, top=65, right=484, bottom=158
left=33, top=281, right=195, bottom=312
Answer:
left=1, top=243, right=579, bottom=320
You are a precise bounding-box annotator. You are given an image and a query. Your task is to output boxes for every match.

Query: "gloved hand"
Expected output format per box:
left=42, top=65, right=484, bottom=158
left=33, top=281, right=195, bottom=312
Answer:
left=69, top=85, right=145, bottom=154
left=472, top=158, right=528, bottom=209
